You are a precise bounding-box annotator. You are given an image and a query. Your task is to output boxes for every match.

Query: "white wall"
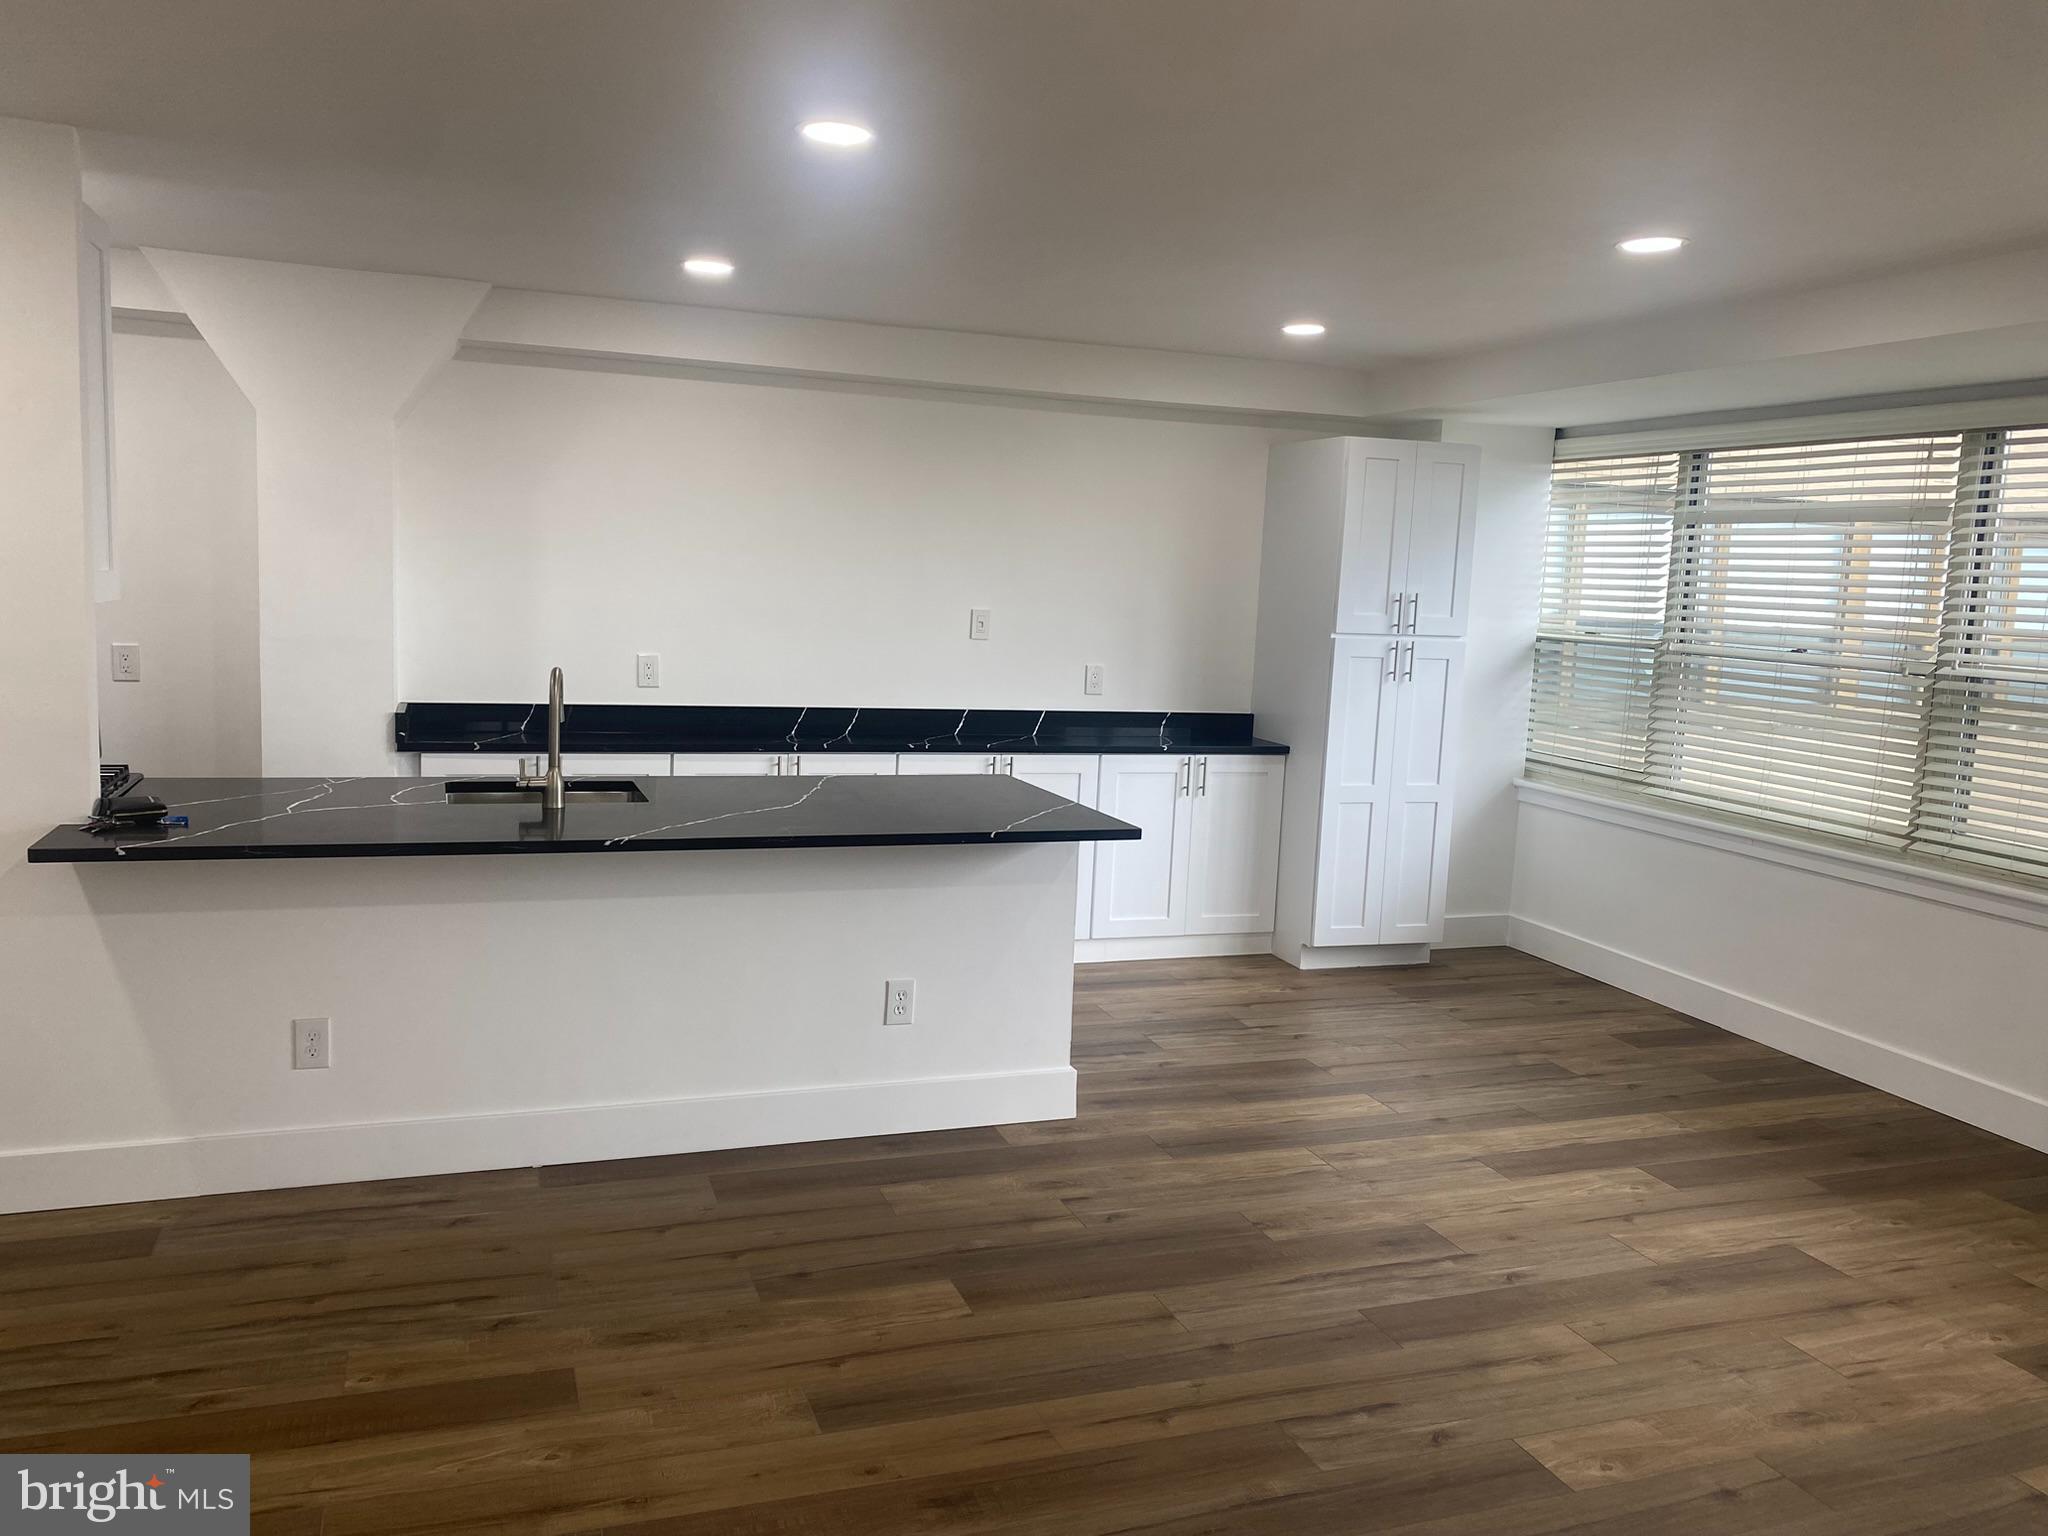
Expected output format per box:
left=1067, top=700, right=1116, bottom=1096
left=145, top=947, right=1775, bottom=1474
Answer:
left=1511, top=790, right=2048, bottom=1152
left=94, top=329, right=260, bottom=775
left=398, top=357, right=1283, bottom=710
left=1440, top=421, right=1552, bottom=942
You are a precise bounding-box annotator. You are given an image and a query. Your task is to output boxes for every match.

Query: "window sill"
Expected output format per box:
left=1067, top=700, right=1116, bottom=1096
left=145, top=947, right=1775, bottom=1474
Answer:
left=1514, top=775, right=2048, bottom=932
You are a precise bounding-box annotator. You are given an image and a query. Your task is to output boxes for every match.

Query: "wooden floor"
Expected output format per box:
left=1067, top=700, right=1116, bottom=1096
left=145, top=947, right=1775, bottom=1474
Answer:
left=5, top=951, right=2048, bottom=1534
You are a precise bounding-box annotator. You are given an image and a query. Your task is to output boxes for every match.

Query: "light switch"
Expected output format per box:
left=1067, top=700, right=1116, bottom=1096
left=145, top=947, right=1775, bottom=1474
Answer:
left=110, top=642, right=141, bottom=682
left=968, top=608, right=992, bottom=641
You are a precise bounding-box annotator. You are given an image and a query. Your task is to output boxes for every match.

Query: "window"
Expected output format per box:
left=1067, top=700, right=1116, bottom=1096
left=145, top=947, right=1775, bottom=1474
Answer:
left=1528, top=425, right=2048, bottom=885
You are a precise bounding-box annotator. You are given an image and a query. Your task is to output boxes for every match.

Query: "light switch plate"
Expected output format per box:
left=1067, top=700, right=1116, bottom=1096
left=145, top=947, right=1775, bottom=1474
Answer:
left=1083, top=663, right=1105, bottom=696
left=636, top=652, right=660, bottom=688
left=110, top=642, right=141, bottom=683
left=968, top=608, right=992, bottom=641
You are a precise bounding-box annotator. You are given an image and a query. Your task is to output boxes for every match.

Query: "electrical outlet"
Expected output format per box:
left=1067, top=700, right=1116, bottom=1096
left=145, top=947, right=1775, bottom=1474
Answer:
left=884, top=978, right=915, bottom=1026
left=109, top=642, right=141, bottom=682
left=1083, top=663, right=1105, bottom=696
left=968, top=608, right=992, bottom=641
left=291, top=1017, right=330, bottom=1070
left=635, top=652, right=660, bottom=688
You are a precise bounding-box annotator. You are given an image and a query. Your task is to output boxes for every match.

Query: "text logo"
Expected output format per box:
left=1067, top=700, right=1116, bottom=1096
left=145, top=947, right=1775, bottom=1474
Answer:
left=4, top=1456, right=249, bottom=1531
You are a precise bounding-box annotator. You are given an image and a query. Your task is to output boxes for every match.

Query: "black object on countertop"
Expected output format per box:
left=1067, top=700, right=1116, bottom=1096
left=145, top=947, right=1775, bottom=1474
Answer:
left=28, top=772, right=1140, bottom=864
left=87, top=769, right=169, bottom=830
left=393, top=703, right=1288, bottom=757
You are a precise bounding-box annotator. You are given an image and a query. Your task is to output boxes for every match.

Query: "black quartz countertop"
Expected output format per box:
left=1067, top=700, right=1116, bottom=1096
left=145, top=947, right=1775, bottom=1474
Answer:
left=395, top=703, right=1289, bottom=757
left=28, top=774, right=1139, bottom=864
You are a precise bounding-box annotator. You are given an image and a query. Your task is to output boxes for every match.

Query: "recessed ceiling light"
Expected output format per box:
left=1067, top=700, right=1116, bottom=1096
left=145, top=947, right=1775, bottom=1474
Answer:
left=1616, top=235, right=1686, bottom=255
left=681, top=256, right=735, bottom=278
left=1281, top=321, right=1327, bottom=337
left=800, top=120, right=874, bottom=148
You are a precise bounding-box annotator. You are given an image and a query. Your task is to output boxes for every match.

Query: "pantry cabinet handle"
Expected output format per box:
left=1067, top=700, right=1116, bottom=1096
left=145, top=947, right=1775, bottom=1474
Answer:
left=1404, top=641, right=1416, bottom=682
left=1196, top=757, right=1209, bottom=796
left=1177, top=758, right=1191, bottom=796
left=1407, top=592, right=1421, bottom=632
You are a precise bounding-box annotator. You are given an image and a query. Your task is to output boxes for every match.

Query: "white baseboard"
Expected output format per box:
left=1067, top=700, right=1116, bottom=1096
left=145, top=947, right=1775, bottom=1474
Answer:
left=1074, top=933, right=1274, bottom=964
left=1439, top=912, right=1509, bottom=948
left=1508, top=916, right=2048, bottom=1154
left=1289, top=942, right=1433, bottom=970
left=0, top=1067, right=1077, bottom=1216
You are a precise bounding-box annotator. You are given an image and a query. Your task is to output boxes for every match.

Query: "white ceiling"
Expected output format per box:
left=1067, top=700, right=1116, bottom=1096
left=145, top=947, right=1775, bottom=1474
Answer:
left=6, top=0, right=2048, bottom=370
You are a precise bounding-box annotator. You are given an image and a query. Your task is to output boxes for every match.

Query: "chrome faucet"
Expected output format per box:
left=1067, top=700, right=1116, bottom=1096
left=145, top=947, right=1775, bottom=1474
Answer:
left=517, top=667, right=567, bottom=810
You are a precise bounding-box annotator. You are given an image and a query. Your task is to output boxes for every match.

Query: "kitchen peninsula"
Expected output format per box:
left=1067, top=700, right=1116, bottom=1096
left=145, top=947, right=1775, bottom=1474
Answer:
left=19, top=765, right=1135, bottom=1211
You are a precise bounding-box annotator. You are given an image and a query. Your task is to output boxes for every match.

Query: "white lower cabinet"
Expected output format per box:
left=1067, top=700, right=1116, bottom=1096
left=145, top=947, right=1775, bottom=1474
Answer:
left=1008, top=753, right=1101, bottom=940
left=670, top=753, right=783, bottom=775
left=1091, top=756, right=1191, bottom=938
left=792, top=753, right=896, bottom=776
left=1091, top=755, right=1283, bottom=940
left=895, top=753, right=1001, bottom=775
left=1311, top=637, right=1463, bottom=946
left=419, top=752, right=672, bottom=778
left=1185, top=754, right=1285, bottom=934
left=671, top=752, right=898, bottom=775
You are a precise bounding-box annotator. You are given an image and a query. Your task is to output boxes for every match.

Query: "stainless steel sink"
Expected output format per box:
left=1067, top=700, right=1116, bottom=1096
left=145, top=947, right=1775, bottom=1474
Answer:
left=444, top=778, right=648, bottom=805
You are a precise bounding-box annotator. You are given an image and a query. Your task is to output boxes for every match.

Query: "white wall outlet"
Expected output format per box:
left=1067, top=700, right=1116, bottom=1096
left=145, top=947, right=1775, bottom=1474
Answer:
left=291, top=1016, right=331, bottom=1070
left=636, top=652, right=660, bottom=688
left=109, top=642, right=141, bottom=682
left=884, top=978, right=915, bottom=1025
left=968, top=608, right=992, bottom=641
left=1083, top=663, right=1105, bottom=696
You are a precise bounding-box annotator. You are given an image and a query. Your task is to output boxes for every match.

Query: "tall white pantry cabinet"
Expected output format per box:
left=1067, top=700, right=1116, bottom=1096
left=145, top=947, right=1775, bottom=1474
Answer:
left=1252, top=436, right=1479, bottom=967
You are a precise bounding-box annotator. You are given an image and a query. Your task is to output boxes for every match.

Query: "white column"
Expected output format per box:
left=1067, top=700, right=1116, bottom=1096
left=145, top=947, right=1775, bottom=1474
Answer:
left=143, top=251, right=487, bottom=774
left=0, top=118, right=97, bottom=838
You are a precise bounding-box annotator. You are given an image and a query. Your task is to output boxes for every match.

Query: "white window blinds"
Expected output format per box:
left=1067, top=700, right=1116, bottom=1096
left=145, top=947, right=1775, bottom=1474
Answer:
left=1527, top=453, right=1673, bottom=774
left=1531, top=424, right=2048, bottom=886
left=1657, top=436, right=1955, bottom=841
left=1916, top=427, right=2048, bottom=875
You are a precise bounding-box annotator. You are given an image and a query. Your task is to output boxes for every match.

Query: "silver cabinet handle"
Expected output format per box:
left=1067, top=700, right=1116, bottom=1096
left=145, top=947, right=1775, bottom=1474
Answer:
left=1177, top=757, right=1191, bottom=796
left=771, top=754, right=783, bottom=774
left=1383, top=643, right=1396, bottom=682
left=984, top=756, right=997, bottom=773
left=1404, top=641, right=1417, bottom=682
left=1003, top=755, right=1016, bottom=775
left=1408, top=592, right=1421, bottom=632
left=1196, top=756, right=1209, bottom=796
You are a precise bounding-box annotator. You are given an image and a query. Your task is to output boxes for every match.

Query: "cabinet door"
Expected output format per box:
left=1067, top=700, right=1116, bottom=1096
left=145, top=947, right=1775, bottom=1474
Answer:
left=1333, top=439, right=1416, bottom=636
left=1312, top=638, right=1400, bottom=946
left=1090, top=755, right=1193, bottom=938
left=419, top=752, right=524, bottom=777
left=1405, top=442, right=1479, bottom=637
left=1010, top=753, right=1101, bottom=940
left=423, top=752, right=671, bottom=777
left=1185, top=755, right=1284, bottom=935
left=565, top=754, right=670, bottom=777
left=670, top=753, right=783, bottom=775
left=793, top=753, right=897, bottom=776
left=1378, top=640, right=1464, bottom=944
left=895, top=753, right=999, bottom=775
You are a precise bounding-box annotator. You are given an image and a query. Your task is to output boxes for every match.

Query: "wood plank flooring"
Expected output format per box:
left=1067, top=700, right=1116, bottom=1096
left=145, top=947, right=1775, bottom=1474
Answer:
left=5, top=948, right=2048, bottom=1533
